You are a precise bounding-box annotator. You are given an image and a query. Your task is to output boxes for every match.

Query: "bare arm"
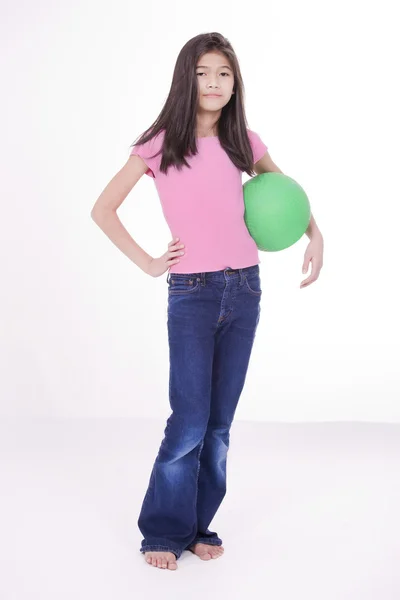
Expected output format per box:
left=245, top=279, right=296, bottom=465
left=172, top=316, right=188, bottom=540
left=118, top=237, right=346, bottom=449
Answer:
left=90, top=155, right=154, bottom=273
left=253, top=150, right=322, bottom=240
left=253, top=149, right=284, bottom=175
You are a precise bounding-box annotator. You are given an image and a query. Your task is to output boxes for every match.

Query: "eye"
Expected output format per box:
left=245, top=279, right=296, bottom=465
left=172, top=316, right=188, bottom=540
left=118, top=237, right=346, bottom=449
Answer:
left=196, top=72, right=230, bottom=76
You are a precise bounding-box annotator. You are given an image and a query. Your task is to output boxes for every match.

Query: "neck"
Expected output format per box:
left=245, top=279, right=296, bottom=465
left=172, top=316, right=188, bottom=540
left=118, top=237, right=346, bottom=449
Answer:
left=196, top=113, right=220, bottom=138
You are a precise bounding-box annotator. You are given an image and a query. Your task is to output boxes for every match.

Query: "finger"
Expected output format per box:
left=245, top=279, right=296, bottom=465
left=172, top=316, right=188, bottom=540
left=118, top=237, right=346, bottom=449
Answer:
left=169, top=242, right=184, bottom=253
left=169, top=247, right=185, bottom=257
left=166, top=257, right=181, bottom=265
left=308, top=260, right=321, bottom=279
left=302, top=269, right=315, bottom=282
left=300, top=277, right=315, bottom=287
left=304, top=256, right=319, bottom=276
left=168, top=254, right=182, bottom=262
left=168, top=237, right=180, bottom=247
left=165, top=250, right=176, bottom=259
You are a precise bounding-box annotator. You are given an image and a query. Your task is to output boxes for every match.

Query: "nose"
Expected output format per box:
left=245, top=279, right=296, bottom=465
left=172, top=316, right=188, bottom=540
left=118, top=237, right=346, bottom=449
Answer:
left=206, top=75, right=219, bottom=88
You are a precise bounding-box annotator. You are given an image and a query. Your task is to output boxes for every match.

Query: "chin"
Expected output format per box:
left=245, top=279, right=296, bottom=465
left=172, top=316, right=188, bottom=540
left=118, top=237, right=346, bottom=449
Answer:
left=200, top=99, right=227, bottom=110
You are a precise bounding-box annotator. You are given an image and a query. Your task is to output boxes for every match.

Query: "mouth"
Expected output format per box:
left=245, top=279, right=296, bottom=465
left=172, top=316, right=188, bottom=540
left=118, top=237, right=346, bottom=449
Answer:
left=204, top=94, right=222, bottom=98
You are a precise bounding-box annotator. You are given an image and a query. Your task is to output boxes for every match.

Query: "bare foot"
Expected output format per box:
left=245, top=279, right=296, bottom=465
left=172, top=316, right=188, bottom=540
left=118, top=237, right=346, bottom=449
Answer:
left=144, top=551, right=178, bottom=570
left=188, top=543, right=225, bottom=560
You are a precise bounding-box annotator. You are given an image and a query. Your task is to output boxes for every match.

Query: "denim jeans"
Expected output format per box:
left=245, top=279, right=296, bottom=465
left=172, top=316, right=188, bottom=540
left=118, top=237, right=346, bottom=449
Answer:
left=138, top=264, right=262, bottom=559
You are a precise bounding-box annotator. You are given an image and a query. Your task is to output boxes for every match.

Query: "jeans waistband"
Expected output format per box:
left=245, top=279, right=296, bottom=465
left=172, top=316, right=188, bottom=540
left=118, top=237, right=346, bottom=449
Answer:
left=167, top=264, right=259, bottom=285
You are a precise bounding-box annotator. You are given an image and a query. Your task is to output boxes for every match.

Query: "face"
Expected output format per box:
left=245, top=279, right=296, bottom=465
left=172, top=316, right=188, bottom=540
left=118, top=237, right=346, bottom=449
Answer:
left=196, top=51, right=235, bottom=113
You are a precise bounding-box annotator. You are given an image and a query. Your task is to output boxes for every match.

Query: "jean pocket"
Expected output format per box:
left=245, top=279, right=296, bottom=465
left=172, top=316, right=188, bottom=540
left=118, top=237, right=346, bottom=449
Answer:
left=168, top=276, right=200, bottom=295
left=244, top=274, right=262, bottom=296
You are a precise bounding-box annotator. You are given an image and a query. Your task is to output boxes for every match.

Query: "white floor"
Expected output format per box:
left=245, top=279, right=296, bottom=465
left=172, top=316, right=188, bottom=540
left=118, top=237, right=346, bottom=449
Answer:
left=1, top=418, right=399, bottom=600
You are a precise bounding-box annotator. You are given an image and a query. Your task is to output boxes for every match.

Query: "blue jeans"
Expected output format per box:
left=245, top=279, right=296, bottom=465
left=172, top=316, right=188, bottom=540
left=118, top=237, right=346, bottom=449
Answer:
left=138, top=264, right=262, bottom=559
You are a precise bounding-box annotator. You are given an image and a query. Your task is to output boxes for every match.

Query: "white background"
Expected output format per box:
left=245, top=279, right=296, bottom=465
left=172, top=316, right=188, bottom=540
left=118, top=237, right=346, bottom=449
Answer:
left=1, top=0, right=399, bottom=421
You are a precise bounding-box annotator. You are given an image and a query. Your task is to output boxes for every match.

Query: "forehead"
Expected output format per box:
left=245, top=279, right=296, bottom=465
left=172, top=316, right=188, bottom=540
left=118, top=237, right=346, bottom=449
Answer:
left=196, top=51, right=232, bottom=70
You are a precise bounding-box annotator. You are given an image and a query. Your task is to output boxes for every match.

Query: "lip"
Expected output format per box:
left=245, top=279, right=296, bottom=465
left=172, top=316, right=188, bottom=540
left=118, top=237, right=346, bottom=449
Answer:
left=204, top=94, right=222, bottom=97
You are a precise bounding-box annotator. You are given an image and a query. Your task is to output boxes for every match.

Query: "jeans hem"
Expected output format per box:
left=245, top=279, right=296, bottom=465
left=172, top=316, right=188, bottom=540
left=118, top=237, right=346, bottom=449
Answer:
left=185, top=537, right=223, bottom=549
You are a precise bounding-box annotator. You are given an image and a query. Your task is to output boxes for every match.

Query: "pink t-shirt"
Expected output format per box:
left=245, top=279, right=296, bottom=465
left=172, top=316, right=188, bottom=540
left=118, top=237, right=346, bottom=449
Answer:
left=129, top=128, right=268, bottom=273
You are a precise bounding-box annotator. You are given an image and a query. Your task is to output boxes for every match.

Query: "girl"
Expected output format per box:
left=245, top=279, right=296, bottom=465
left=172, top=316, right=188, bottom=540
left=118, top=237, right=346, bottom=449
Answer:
left=91, top=32, right=324, bottom=571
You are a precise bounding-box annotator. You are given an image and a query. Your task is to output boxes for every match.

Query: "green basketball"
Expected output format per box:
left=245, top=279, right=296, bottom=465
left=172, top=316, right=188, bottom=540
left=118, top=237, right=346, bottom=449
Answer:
left=243, top=173, right=311, bottom=251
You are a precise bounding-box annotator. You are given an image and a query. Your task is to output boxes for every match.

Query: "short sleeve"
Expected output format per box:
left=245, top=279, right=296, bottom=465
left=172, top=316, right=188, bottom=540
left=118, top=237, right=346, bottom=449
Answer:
left=247, top=129, right=268, bottom=164
left=129, top=132, right=163, bottom=178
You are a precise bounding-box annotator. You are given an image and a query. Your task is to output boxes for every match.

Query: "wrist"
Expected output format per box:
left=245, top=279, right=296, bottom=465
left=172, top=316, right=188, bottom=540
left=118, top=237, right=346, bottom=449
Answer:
left=135, top=254, right=154, bottom=275
left=143, top=256, right=154, bottom=275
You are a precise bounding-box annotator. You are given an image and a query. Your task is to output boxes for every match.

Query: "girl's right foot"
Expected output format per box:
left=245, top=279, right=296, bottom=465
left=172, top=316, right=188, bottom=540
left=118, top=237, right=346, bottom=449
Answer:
left=144, top=551, right=178, bottom=570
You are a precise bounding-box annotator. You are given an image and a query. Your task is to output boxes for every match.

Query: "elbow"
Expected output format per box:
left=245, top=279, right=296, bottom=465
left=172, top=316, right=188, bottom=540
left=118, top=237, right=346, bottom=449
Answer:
left=91, top=206, right=105, bottom=222
left=91, top=206, right=116, bottom=224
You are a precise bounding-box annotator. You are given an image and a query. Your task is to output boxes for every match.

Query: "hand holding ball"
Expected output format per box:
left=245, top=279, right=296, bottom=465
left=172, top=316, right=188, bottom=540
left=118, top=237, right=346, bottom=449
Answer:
left=243, top=173, right=311, bottom=251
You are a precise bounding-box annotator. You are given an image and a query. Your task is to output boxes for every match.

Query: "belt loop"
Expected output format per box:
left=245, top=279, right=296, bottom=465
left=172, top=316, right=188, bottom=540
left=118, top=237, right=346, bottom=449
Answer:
left=239, top=268, right=245, bottom=286
left=201, top=272, right=206, bottom=286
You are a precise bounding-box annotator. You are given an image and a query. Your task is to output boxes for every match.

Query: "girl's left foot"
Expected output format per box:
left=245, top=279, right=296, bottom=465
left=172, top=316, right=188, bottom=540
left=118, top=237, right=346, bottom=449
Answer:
left=188, top=543, right=224, bottom=560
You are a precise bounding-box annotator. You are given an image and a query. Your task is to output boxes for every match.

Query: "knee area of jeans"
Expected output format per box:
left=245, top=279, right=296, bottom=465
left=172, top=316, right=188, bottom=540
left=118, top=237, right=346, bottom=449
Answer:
left=167, top=414, right=208, bottom=430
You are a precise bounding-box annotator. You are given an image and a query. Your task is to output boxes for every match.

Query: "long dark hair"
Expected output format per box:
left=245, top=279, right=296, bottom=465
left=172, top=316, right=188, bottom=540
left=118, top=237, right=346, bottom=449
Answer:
left=130, top=32, right=257, bottom=177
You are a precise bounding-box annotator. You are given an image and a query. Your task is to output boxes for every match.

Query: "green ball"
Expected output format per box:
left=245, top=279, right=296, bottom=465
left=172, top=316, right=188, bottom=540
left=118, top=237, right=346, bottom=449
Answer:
left=243, top=173, right=311, bottom=251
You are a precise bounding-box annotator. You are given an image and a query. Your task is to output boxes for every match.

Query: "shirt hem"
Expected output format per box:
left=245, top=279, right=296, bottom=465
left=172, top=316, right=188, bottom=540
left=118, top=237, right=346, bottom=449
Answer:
left=169, top=258, right=260, bottom=274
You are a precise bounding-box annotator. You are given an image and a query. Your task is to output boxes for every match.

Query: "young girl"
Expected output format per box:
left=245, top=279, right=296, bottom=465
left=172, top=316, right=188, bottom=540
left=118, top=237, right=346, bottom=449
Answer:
left=91, top=32, right=324, bottom=571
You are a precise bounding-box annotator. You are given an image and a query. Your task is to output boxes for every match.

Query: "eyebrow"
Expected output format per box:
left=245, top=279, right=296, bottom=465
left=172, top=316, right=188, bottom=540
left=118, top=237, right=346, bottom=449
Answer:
left=196, top=65, right=233, bottom=71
